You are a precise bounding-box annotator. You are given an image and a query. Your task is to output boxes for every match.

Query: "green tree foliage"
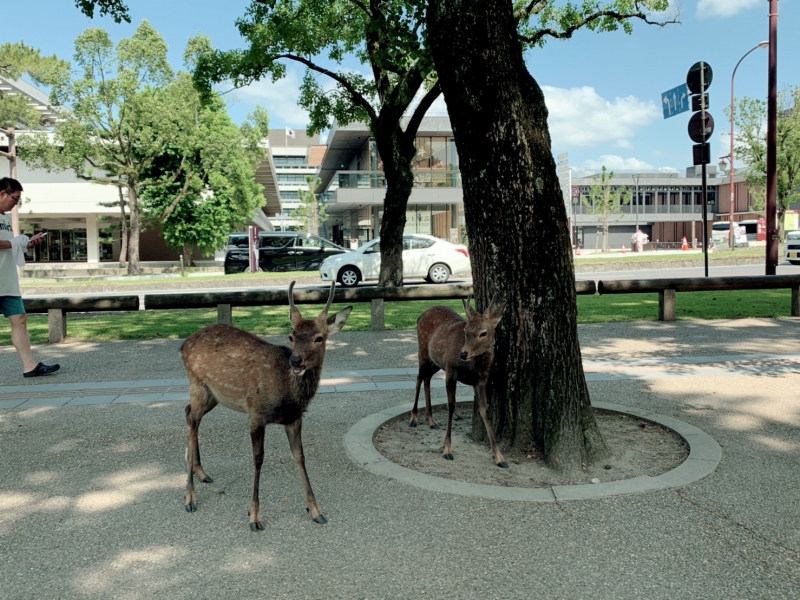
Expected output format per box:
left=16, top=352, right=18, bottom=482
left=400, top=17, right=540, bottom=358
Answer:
left=730, top=86, right=800, bottom=233
left=585, top=166, right=631, bottom=251
left=193, top=0, right=441, bottom=287
left=292, top=175, right=327, bottom=235
left=73, top=0, right=131, bottom=22
left=0, top=43, right=69, bottom=129
left=140, top=75, right=269, bottom=264
left=18, top=22, right=200, bottom=275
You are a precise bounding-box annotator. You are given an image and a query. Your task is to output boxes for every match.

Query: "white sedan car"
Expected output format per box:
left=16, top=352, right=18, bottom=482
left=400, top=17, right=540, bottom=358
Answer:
left=319, top=234, right=471, bottom=287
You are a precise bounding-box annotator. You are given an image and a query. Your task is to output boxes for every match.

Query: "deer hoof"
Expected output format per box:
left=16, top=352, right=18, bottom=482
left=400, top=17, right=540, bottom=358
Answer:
left=430, top=424, right=440, bottom=430
left=409, top=421, right=417, bottom=428
left=201, top=475, right=214, bottom=483
left=443, top=453, right=454, bottom=461
left=185, top=502, right=197, bottom=513
left=313, top=514, right=328, bottom=524
left=497, top=461, right=509, bottom=469
left=250, top=521, right=264, bottom=532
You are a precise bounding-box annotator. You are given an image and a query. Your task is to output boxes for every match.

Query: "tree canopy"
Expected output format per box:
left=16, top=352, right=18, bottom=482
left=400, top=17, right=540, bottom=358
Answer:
left=19, top=22, right=269, bottom=273
left=585, top=166, right=631, bottom=252
left=0, top=43, right=69, bottom=129
left=731, top=85, right=800, bottom=227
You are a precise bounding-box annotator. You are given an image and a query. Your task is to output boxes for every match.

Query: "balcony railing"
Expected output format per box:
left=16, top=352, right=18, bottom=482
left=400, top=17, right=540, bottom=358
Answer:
left=572, top=203, right=707, bottom=216
left=335, top=170, right=462, bottom=190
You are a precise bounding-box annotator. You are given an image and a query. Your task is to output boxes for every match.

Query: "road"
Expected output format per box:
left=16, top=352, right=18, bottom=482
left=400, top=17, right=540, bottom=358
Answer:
left=22, top=262, right=800, bottom=301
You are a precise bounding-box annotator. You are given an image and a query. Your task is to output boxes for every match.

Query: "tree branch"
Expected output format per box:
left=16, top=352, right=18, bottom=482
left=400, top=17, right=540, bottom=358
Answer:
left=522, top=7, right=679, bottom=46
left=274, top=53, right=377, bottom=122
left=405, top=80, right=441, bottom=138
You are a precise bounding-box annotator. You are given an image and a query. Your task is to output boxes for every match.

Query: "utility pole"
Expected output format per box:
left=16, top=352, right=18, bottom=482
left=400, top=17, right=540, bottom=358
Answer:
left=765, top=0, right=779, bottom=274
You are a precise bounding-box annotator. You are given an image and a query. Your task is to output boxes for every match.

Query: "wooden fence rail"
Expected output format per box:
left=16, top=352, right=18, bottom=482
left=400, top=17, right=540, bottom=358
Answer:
left=597, top=275, right=800, bottom=321
left=24, top=296, right=140, bottom=344
left=27, top=275, right=800, bottom=344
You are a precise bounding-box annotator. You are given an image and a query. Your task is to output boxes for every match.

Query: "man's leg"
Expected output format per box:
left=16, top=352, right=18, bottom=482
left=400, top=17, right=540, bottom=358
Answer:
left=8, top=313, right=38, bottom=373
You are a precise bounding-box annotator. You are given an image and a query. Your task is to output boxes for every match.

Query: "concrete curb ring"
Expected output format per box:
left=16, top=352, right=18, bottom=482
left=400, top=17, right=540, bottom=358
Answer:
left=343, top=400, right=721, bottom=502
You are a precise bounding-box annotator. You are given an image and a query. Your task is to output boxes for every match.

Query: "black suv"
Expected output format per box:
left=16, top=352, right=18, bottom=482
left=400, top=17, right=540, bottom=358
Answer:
left=224, top=231, right=348, bottom=274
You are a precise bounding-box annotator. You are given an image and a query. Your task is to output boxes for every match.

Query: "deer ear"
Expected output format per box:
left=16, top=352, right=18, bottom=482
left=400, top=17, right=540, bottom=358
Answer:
left=327, top=306, right=352, bottom=334
left=290, top=309, right=304, bottom=327
left=489, top=299, right=507, bottom=322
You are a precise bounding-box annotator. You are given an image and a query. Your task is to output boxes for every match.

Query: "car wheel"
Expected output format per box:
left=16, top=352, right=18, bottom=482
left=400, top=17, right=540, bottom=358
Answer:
left=789, top=260, right=800, bottom=266
left=427, top=263, right=451, bottom=284
left=338, top=266, right=361, bottom=287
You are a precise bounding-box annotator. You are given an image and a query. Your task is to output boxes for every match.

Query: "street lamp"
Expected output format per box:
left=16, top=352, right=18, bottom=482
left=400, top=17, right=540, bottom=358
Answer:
left=728, top=40, right=769, bottom=250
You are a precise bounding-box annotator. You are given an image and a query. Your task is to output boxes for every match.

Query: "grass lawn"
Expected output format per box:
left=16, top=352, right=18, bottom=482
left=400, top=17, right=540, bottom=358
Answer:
left=1, top=289, right=793, bottom=345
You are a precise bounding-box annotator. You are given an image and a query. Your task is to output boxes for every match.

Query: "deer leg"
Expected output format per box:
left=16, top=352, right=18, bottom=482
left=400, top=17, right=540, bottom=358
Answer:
left=248, top=423, right=266, bottom=531
left=285, top=419, right=326, bottom=524
left=410, top=373, right=423, bottom=428
left=184, top=388, right=217, bottom=513
left=442, top=375, right=458, bottom=460
left=412, top=362, right=439, bottom=428
left=475, top=383, right=508, bottom=468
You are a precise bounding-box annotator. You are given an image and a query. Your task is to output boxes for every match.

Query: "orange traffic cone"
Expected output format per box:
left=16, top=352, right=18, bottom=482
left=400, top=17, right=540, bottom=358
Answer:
left=681, top=236, right=689, bottom=251
left=621, top=244, right=627, bottom=255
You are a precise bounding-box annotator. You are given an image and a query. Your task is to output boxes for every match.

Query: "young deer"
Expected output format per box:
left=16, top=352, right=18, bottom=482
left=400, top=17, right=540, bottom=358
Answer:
left=410, top=295, right=508, bottom=468
left=180, top=281, right=351, bottom=531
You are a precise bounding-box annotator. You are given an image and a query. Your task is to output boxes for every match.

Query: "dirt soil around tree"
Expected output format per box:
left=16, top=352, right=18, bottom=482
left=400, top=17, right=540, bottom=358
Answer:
left=373, top=404, right=689, bottom=487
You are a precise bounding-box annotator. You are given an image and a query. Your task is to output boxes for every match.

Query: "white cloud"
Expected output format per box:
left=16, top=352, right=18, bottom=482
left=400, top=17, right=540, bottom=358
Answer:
left=697, top=0, right=761, bottom=19
left=583, top=155, right=656, bottom=172
left=542, top=85, right=660, bottom=149
left=233, top=70, right=310, bottom=128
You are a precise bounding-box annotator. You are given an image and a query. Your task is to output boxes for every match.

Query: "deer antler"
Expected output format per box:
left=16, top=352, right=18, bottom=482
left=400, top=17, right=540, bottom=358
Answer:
left=288, top=280, right=300, bottom=317
left=321, top=280, right=336, bottom=316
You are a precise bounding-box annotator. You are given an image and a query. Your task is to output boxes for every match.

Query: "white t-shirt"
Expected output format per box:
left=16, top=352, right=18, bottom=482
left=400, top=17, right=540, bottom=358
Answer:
left=0, top=211, right=22, bottom=297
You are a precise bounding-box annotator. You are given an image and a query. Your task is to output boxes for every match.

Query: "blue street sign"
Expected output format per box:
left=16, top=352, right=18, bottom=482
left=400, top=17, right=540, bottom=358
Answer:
left=661, top=83, right=691, bottom=119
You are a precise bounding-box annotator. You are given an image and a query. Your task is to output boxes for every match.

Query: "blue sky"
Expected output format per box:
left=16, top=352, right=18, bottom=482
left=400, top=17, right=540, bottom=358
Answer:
left=10, top=0, right=800, bottom=176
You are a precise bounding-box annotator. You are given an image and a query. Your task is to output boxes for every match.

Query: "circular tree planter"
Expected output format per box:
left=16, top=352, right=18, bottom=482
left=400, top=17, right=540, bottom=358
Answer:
left=344, top=401, right=721, bottom=502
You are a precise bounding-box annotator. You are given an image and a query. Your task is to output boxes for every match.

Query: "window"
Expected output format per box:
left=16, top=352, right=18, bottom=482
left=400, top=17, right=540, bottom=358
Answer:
left=273, top=156, right=307, bottom=166
left=260, top=235, right=293, bottom=248
left=228, top=235, right=249, bottom=248
left=296, top=236, right=322, bottom=249
left=280, top=191, right=300, bottom=200
left=277, top=174, right=312, bottom=183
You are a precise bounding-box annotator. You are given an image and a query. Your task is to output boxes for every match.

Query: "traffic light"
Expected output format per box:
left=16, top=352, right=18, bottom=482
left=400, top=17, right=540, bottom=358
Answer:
left=686, top=62, right=713, bottom=165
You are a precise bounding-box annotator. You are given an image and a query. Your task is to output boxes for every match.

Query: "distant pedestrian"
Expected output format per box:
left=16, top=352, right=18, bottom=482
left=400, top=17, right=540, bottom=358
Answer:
left=0, top=177, right=60, bottom=378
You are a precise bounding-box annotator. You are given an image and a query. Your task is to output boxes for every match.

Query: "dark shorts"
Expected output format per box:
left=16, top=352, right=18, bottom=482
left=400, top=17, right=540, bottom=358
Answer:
left=0, top=296, right=26, bottom=318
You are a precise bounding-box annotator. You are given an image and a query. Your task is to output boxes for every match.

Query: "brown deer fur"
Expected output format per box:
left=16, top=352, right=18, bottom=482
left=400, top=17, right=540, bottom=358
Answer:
left=411, top=295, right=508, bottom=467
left=180, top=281, right=351, bottom=531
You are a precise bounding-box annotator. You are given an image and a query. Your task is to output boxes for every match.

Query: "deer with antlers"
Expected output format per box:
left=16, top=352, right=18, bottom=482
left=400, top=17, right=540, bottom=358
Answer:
left=180, top=281, right=351, bottom=531
left=410, top=295, right=508, bottom=468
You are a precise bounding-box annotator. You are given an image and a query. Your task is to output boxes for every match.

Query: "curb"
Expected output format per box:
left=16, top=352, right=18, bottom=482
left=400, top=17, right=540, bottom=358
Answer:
left=343, top=400, right=721, bottom=502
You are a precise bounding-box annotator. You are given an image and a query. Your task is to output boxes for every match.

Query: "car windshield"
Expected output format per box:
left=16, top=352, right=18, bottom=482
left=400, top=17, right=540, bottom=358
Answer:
left=787, top=232, right=800, bottom=240
left=360, top=240, right=380, bottom=253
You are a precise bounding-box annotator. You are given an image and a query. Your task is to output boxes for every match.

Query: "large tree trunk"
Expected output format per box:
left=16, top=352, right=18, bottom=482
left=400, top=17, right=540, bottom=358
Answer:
left=427, top=0, right=608, bottom=473
left=376, top=125, right=415, bottom=288
left=127, top=184, right=141, bottom=275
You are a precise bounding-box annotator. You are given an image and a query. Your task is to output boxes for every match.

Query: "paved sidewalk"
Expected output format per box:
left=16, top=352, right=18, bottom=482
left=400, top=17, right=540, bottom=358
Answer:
left=1, top=320, right=799, bottom=599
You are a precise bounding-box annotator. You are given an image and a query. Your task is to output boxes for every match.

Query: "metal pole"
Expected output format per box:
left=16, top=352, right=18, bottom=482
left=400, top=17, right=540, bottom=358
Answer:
left=699, top=63, right=710, bottom=276
left=766, top=0, right=779, bottom=275
left=729, top=41, right=769, bottom=251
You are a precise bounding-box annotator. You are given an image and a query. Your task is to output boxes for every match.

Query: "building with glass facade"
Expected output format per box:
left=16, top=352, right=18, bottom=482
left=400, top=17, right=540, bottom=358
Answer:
left=316, top=117, right=464, bottom=248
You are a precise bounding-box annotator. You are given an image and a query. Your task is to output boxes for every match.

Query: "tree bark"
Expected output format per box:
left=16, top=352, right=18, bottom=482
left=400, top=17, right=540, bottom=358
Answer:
left=427, top=0, right=608, bottom=473
left=118, top=185, right=129, bottom=267
left=376, top=124, right=415, bottom=288
left=127, top=183, right=140, bottom=275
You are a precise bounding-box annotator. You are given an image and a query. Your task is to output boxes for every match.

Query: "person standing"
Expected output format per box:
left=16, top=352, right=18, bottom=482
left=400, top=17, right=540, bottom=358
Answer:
left=0, top=177, right=60, bottom=377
